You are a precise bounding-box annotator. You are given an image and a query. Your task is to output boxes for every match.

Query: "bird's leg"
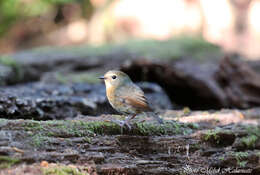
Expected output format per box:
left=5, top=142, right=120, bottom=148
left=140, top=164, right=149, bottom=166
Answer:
left=125, top=114, right=137, bottom=121
left=122, top=114, right=136, bottom=129
left=109, top=114, right=136, bottom=130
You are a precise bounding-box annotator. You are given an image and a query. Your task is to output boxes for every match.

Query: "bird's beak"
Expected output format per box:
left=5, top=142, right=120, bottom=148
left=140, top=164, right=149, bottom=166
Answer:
left=99, top=76, right=105, bottom=80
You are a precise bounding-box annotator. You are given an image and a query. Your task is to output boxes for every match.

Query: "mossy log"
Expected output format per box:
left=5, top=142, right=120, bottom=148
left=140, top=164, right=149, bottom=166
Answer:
left=0, top=108, right=260, bottom=174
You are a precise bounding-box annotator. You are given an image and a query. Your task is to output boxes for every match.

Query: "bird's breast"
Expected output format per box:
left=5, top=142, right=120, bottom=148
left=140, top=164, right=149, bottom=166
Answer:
left=106, top=86, right=115, bottom=102
left=106, top=86, right=119, bottom=108
left=106, top=86, right=136, bottom=114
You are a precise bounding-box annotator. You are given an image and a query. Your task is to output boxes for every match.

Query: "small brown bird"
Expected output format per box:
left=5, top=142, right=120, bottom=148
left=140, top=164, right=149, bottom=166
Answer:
left=99, top=70, right=162, bottom=128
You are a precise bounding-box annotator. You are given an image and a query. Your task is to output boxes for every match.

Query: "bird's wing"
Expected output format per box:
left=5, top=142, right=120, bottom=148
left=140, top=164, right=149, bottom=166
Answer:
left=117, top=84, right=151, bottom=111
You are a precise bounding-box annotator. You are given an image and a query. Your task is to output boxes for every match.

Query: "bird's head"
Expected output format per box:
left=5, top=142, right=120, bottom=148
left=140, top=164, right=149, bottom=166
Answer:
left=99, top=70, right=132, bottom=89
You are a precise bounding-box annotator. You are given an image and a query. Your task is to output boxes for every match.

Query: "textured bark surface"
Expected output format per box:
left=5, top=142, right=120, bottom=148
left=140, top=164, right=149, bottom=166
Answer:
left=0, top=109, right=260, bottom=175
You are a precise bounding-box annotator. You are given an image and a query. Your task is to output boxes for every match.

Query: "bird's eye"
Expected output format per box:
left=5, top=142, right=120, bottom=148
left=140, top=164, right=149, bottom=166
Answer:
left=112, top=75, right=117, bottom=79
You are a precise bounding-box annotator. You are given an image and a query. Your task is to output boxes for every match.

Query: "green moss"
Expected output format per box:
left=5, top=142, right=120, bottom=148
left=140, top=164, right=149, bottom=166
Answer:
left=0, top=56, right=17, bottom=66
left=134, top=121, right=192, bottom=136
left=0, top=119, right=8, bottom=127
left=29, top=36, right=221, bottom=61
left=0, top=156, right=20, bottom=169
left=241, top=135, right=258, bottom=148
left=15, top=119, right=194, bottom=137
left=203, top=128, right=221, bottom=144
left=31, top=133, right=50, bottom=147
left=186, top=123, right=199, bottom=129
left=238, top=161, right=247, bottom=167
left=0, top=55, right=23, bottom=81
left=22, top=120, right=121, bottom=148
left=79, top=121, right=122, bottom=135
left=43, top=165, right=88, bottom=175
left=257, top=152, right=260, bottom=157
left=82, top=137, right=92, bottom=144
left=234, top=151, right=248, bottom=159
left=245, top=126, right=260, bottom=137
left=182, top=107, right=191, bottom=115
left=9, top=119, right=195, bottom=148
left=190, top=143, right=200, bottom=150
left=55, top=72, right=101, bottom=84
left=231, top=151, right=249, bottom=167
left=219, top=156, right=225, bottom=161
left=23, top=121, right=42, bottom=131
left=120, top=36, right=221, bottom=60
left=239, top=125, right=260, bottom=148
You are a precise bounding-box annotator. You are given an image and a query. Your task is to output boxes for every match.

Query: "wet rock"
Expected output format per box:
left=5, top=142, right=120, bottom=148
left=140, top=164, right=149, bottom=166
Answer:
left=0, top=82, right=171, bottom=120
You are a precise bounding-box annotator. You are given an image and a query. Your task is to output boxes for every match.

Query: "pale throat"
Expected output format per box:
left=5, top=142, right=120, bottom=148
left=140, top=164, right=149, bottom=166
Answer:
left=105, top=81, right=117, bottom=102
left=105, top=81, right=112, bottom=89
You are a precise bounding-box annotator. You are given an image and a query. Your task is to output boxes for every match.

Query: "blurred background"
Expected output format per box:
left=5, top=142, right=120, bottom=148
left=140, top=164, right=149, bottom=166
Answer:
left=1, top=0, right=260, bottom=59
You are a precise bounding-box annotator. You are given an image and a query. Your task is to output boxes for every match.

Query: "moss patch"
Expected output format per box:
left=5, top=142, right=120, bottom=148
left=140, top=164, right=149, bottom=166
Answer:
left=0, top=56, right=17, bottom=67
left=0, top=55, right=23, bottom=82
left=0, top=156, right=21, bottom=169
left=244, top=125, right=260, bottom=137
left=232, top=151, right=249, bottom=167
left=55, top=72, right=101, bottom=84
left=28, top=36, right=221, bottom=61
left=241, top=135, right=258, bottom=148
left=1, top=118, right=196, bottom=148
left=134, top=121, right=192, bottom=136
left=203, top=128, right=221, bottom=144
left=20, top=119, right=194, bottom=137
left=43, top=165, right=88, bottom=175
left=202, top=128, right=235, bottom=146
left=122, top=36, right=221, bottom=60
left=237, top=125, right=260, bottom=149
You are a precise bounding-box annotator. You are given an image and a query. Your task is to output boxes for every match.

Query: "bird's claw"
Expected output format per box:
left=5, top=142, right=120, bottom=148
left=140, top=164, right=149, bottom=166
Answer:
left=110, top=119, right=132, bottom=130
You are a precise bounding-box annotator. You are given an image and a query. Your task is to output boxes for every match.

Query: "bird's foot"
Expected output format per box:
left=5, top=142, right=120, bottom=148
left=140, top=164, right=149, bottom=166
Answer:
left=110, top=119, right=132, bottom=130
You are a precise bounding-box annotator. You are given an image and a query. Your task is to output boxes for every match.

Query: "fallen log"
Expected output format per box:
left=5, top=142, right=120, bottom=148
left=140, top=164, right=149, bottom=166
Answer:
left=121, top=56, right=260, bottom=109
